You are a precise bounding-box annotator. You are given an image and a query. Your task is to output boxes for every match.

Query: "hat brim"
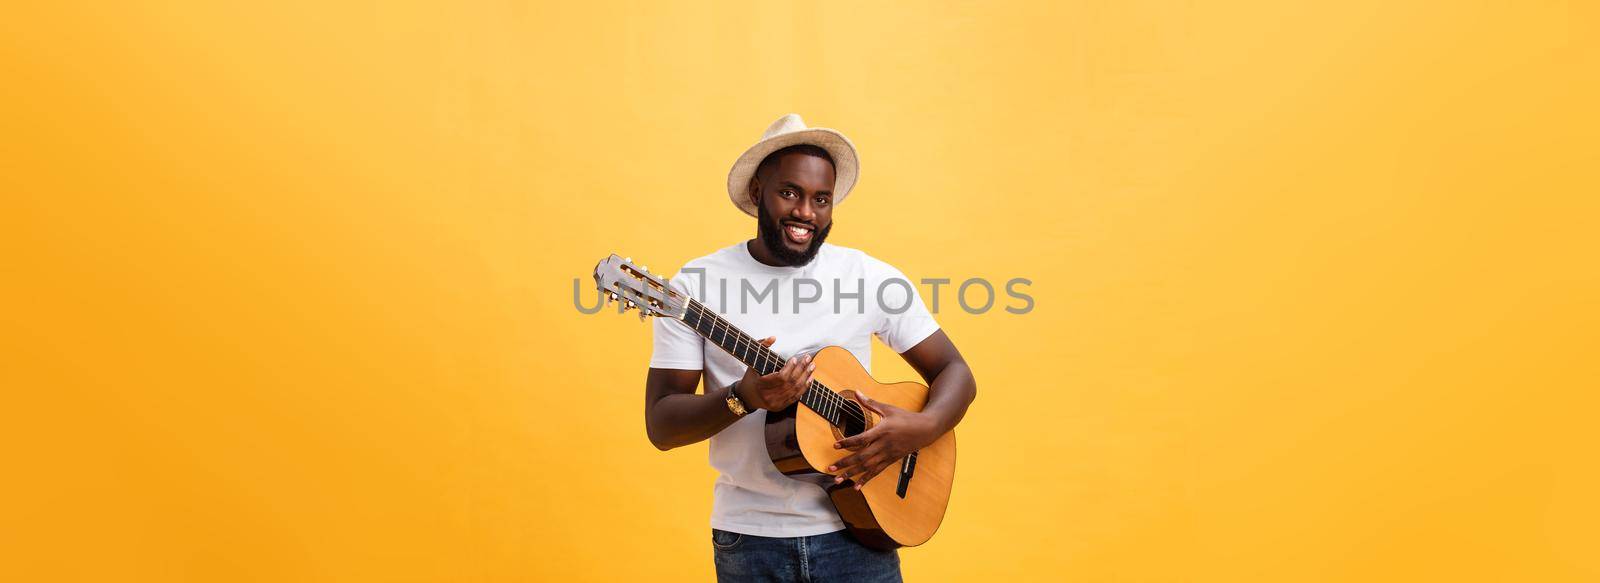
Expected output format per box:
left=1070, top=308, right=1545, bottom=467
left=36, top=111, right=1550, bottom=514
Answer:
left=726, top=128, right=859, bottom=217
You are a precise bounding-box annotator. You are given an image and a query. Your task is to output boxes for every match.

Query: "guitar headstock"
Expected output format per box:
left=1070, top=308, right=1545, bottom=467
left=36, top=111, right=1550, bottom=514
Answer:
left=592, top=254, right=688, bottom=321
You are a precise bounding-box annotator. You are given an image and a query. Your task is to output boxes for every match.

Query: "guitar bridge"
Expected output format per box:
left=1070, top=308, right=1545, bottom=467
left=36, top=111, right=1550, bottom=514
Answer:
left=896, top=452, right=918, bottom=498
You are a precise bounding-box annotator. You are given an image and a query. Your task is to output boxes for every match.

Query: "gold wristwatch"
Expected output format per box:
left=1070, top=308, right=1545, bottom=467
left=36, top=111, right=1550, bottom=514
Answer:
left=725, top=381, right=749, bottom=416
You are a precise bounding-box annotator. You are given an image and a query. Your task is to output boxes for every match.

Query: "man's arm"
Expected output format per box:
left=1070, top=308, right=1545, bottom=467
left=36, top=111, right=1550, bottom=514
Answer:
left=899, top=329, right=977, bottom=437
left=644, top=336, right=817, bottom=451
left=830, top=330, right=977, bottom=487
left=644, top=367, right=738, bottom=451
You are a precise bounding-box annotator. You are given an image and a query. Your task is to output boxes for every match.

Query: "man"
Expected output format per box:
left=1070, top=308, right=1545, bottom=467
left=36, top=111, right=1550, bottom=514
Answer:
left=645, top=114, right=977, bottom=582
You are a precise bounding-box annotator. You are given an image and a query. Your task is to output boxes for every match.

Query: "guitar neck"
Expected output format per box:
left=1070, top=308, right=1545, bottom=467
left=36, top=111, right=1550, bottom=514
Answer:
left=680, top=299, right=851, bottom=426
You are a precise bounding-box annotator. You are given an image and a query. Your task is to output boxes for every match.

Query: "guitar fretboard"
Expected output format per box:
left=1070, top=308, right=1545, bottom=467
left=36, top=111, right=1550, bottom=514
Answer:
left=681, top=299, right=852, bottom=427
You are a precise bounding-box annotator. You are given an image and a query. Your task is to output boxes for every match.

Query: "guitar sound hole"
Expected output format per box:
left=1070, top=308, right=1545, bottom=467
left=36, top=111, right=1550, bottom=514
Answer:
left=839, top=400, right=868, bottom=438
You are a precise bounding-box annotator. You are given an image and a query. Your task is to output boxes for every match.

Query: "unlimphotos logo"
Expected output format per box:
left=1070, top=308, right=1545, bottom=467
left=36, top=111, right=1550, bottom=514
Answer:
left=575, top=269, right=1033, bottom=316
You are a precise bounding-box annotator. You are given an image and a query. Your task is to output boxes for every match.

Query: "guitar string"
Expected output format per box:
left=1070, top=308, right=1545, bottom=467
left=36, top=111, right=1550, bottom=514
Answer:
left=682, top=298, right=868, bottom=426
left=692, top=299, right=857, bottom=424
left=658, top=294, right=919, bottom=473
left=624, top=272, right=864, bottom=426
left=695, top=301, right=860, bottom=424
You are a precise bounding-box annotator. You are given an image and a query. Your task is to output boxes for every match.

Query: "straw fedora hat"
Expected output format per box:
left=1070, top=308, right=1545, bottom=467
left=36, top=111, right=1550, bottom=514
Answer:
left=726, top=113, right=859, bottom=217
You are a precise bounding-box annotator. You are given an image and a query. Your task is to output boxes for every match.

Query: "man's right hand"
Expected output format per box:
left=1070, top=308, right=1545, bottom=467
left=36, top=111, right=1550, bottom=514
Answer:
left=734, top=336, right=815, bottom=411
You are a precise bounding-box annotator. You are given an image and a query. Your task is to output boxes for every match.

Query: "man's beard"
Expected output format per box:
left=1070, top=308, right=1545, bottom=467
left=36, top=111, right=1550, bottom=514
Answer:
left=757, top=201, right=831, bottom=267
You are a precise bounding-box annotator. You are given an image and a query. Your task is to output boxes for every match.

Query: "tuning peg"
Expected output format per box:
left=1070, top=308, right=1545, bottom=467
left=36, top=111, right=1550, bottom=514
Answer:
left=624, top=257, right=632, bottom=263
left=641, top=265, right=649, bottom=273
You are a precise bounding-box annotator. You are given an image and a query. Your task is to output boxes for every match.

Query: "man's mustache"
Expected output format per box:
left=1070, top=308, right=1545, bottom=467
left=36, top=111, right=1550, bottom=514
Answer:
left=780, top=219, right=818, bottom=230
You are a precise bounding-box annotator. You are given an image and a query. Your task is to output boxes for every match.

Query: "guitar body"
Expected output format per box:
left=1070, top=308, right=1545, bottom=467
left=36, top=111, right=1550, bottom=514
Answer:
left=763, top=346, right=957, bottom=550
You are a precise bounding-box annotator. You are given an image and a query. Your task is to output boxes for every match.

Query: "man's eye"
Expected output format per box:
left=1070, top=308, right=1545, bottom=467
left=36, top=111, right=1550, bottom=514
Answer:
left=815, top=197, right=829, bottom=206
left=781, top=190, right=795, bottom=198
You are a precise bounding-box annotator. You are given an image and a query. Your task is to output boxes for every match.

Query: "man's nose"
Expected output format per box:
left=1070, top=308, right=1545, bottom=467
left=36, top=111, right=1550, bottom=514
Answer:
left=791, top=200, right=816, bottom=222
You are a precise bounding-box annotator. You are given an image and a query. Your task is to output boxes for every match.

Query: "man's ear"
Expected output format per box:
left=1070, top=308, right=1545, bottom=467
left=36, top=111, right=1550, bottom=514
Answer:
left=747, top=176, right=762, bottom=209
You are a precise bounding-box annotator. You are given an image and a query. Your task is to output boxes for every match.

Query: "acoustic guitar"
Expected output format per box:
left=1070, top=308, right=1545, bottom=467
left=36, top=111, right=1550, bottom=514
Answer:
left=593, top=253, right=955, bottom=550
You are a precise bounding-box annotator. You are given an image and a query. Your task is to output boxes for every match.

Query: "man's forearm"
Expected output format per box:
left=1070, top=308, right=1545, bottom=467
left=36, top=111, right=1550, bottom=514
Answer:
left=647, top=382, right=742, bottom=450
left=918, top=361, right=976, bottom=437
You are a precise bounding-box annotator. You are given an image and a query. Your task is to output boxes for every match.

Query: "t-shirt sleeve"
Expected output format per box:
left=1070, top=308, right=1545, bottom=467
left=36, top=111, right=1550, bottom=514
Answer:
left=649, top=271, right=705, bottom=370
left=873, top=263, right=941, bottom=354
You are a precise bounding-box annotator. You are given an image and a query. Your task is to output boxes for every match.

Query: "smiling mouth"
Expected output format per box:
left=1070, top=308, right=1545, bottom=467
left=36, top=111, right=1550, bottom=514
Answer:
left=782, top=221, right=815, bottom=245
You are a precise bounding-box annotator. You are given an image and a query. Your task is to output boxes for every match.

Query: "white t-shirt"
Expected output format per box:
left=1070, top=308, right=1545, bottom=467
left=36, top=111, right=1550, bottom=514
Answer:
left=649, top=242, right=941, bottom=537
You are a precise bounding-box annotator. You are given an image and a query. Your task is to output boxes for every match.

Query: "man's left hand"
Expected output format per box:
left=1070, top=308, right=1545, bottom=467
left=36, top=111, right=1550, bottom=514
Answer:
left=828, top=391, right=941, bottom=489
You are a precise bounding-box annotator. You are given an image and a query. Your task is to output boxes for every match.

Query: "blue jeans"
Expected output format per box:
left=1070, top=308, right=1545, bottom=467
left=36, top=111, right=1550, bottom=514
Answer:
left=711, top=528, right=902, bottom=582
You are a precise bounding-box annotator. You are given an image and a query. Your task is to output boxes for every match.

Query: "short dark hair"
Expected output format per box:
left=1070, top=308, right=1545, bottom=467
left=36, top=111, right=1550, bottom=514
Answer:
left=755, top=144, right=834, bottom=179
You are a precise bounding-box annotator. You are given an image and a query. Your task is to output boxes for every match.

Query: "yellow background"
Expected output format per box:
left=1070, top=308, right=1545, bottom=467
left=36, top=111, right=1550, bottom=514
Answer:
left=3, top=2, right=1596, bottom=581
